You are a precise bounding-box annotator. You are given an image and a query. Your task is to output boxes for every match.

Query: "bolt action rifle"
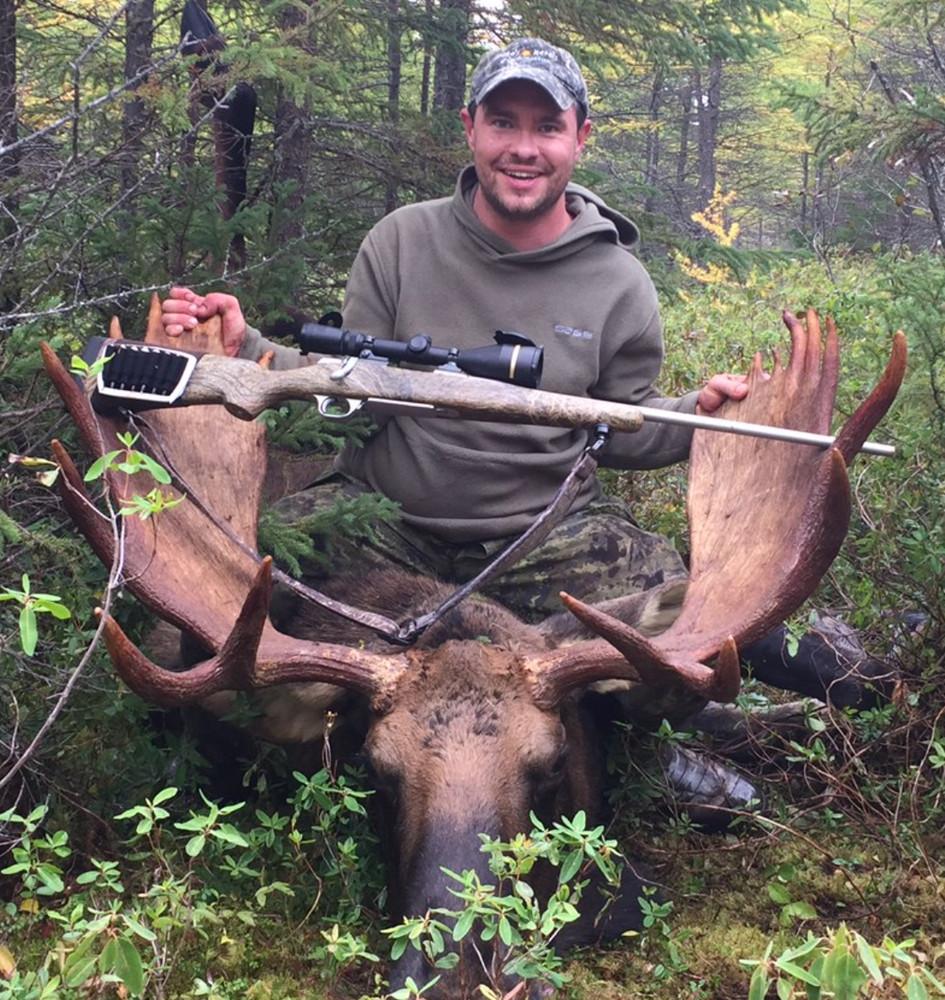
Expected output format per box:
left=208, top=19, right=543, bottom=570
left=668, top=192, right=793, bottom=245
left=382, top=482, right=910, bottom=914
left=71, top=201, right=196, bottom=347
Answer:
left=71, top=314, right=899, bottom=457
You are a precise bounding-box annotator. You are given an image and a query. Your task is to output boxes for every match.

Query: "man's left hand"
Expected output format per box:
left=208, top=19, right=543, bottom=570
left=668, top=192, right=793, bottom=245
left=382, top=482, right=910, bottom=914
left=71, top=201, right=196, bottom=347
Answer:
left=697, top=373, right=751, bottom=414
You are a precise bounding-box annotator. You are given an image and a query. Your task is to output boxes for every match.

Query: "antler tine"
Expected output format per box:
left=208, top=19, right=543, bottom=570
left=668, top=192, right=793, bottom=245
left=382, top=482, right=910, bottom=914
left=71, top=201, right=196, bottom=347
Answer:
left=833, top=330, right=907, bottom=464
left=531, top=594, right=740, bottom=709
left=99, top=612, right=245, bottom=708
left=40, top=342, right=111, bottom=462
left=99, top=556, right=400, bottom=706
left=786, top=309, right=837, bottom=430
left=50, top=439, right=116, bottom=566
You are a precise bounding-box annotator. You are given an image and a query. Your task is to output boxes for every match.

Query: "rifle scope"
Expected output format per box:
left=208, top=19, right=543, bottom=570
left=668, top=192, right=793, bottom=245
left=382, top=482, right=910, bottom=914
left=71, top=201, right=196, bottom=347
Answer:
left=297, top=323, right=544, bottom=389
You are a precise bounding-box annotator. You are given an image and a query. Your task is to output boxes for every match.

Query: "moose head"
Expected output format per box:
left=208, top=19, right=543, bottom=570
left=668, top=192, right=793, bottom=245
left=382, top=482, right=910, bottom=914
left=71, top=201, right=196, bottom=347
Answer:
left=42, top=299, right=905, bottom=997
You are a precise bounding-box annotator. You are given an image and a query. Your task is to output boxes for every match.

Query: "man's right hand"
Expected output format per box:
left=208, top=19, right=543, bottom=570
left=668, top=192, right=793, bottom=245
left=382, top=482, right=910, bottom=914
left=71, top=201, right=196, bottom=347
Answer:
left=161, top=286, right=247, bottom=358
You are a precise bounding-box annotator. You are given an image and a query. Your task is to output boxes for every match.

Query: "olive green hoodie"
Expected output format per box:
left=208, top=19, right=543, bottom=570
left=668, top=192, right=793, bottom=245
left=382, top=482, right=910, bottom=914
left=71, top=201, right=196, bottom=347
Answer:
left=242, top=167, right=699, bottom=543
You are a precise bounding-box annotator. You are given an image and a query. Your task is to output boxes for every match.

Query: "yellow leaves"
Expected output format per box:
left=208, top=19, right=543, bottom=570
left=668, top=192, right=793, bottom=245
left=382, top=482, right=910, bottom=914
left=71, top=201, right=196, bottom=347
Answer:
left=691, top=185, right=740, bottom=247
left=674, top=184, right=742, bottom=287
left=672, top=256, right=735, bottom=285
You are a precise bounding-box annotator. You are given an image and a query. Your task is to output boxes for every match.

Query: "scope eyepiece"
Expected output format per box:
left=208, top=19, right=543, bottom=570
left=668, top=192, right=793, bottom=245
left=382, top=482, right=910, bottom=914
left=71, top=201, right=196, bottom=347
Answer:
left=297, top=324, right=543, bottom=388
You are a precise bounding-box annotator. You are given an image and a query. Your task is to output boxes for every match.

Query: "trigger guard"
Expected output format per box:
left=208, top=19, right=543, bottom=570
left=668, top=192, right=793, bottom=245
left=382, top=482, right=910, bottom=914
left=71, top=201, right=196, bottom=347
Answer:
left=316, top=395, right=364, bottom=420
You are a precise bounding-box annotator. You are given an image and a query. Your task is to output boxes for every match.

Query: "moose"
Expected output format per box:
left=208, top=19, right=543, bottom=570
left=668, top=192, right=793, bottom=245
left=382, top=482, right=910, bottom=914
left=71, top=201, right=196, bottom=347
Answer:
left=42, top=301, right=905, bottom=998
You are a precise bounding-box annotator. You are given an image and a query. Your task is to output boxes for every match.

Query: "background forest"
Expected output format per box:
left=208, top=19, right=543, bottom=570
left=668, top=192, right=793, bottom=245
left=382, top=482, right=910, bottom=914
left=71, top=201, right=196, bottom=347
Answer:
left=1, top=0, right=944, bottom=998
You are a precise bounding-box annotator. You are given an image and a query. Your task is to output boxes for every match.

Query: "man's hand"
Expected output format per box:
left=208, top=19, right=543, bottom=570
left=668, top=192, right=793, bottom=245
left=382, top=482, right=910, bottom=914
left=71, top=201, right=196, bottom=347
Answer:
left=161, top=286, right=247, bottom=358
left=696, top=373, right=751, bottom=414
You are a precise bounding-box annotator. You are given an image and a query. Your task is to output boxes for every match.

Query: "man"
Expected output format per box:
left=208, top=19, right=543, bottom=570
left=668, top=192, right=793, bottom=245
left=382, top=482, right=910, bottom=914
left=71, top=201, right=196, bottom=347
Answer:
left=162, top=38, right=751, bottom=622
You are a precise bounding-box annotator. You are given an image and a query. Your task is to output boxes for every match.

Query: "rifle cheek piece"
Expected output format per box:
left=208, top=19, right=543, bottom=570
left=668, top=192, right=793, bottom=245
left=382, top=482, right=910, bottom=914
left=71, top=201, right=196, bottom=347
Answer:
left=296, top=323, right=544, bottom=389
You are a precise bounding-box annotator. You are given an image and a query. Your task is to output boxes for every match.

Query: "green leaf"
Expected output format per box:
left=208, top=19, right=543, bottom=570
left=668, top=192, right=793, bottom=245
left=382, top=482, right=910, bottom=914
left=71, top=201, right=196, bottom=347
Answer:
left=781, top=938, right=824, bottom=964
left=748, top=965, right=771, bottom=1000
left=853, top=932, right=883, bottom=983
left=776, top=975, right=794, bottom=1000
left=99, top=936, right=119, bottom=974
left=122, top=915, right=157, bottom=942
left=138, top=454, right=172, bottom=484
left=822, top=952, right=868, bottom=1000
left=63, top=954, right=98, bottom=988
left=19, top=606, right=38, bottom=656
left=36, top=864, right=64, bottom=894
left=558, top=850, right=583, bottom=885
left=774, top=960, right=821, bottom=986
left=185, top=833, right=206, bottom=857
left=84, top=450, right=120, bottom=482
left=781, top=901, right=818, bottom=925
left=113, top=936, right=145, bottom=996
left=213, top=824, right=250, bottom=847
left=769, top=883, right=792, bottom=904
left=452, top=908, right=476, bottom=941
left=918, top=967, right=945, bottom=993
left=36, top=599, right=71, bottom=619
left=174, top=815, right=209, bottom=832
left=567, top=810, right=587, bottom=834
left=907, top=973, right=930, bottom=1000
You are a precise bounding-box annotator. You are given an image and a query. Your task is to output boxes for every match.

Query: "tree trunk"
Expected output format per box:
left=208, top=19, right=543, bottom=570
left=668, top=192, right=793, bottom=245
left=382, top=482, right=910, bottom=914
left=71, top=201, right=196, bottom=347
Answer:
left=386, top=0, right=402, bottom=213
left=695, top=55, right=722, bottom=209
left=122, top=0, right=155, bottom=204
left=0, top=0, right=17, bottom=308
left=917, top=152, right=945, bottom=250
left=643, top=70, right=664, bottom=214
left=271, top=1, right=316, bottom=250
left=420, top=0, right=433, bottom=115
left=0, top=0, right=15, bottom=177
left=799, top=149, right=809, bottom=233
left=432, top=0, right=470, bottom=112
left=676, top=79, right=692, bottom=221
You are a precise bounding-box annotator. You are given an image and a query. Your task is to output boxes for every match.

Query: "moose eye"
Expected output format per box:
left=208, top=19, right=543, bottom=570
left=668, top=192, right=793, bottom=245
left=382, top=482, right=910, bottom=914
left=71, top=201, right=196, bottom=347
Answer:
left=529, top=745, right=568, bottom=795
left=549, top=746, right=568, bottom=779
left=362, top=751, right=401, bottom=800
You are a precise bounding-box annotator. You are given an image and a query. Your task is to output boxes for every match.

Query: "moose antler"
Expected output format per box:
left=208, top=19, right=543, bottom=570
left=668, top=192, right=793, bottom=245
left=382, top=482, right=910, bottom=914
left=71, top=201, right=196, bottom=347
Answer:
left=44, top=296, right=405, bottom=707
left=532, top=311, right=907, bottom=707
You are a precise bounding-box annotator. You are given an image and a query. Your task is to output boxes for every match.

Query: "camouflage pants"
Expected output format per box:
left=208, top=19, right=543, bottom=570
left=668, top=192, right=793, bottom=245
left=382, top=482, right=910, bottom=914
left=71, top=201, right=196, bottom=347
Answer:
left=272, top=473, right=687, bottom=622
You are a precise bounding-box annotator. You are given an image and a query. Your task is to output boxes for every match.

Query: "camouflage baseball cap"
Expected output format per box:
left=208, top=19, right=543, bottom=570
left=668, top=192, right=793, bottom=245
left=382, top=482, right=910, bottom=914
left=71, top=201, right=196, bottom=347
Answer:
left=469, top=38, right=589, bottom=118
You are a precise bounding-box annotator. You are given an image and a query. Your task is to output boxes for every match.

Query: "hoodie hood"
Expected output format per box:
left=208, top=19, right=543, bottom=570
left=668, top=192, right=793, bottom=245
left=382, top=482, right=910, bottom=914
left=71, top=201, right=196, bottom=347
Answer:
left=454, top=165, right=640, bottom=259
left=566, top=181, right=640, bottom=246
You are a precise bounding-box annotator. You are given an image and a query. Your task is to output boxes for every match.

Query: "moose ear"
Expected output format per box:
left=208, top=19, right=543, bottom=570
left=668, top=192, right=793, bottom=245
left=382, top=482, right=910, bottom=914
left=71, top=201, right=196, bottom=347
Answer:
left=536, top=580, right=686, bottom=645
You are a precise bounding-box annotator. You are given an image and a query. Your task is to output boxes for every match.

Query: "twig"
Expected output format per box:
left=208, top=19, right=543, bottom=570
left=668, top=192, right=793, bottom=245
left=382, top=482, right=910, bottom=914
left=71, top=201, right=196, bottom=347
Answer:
left=0, top=483, right=126, bottom=792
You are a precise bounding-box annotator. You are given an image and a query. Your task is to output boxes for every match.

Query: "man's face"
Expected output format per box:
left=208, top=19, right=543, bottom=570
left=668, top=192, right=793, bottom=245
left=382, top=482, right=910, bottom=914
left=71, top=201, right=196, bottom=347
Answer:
left=460, top=80, right=591, bottom=233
